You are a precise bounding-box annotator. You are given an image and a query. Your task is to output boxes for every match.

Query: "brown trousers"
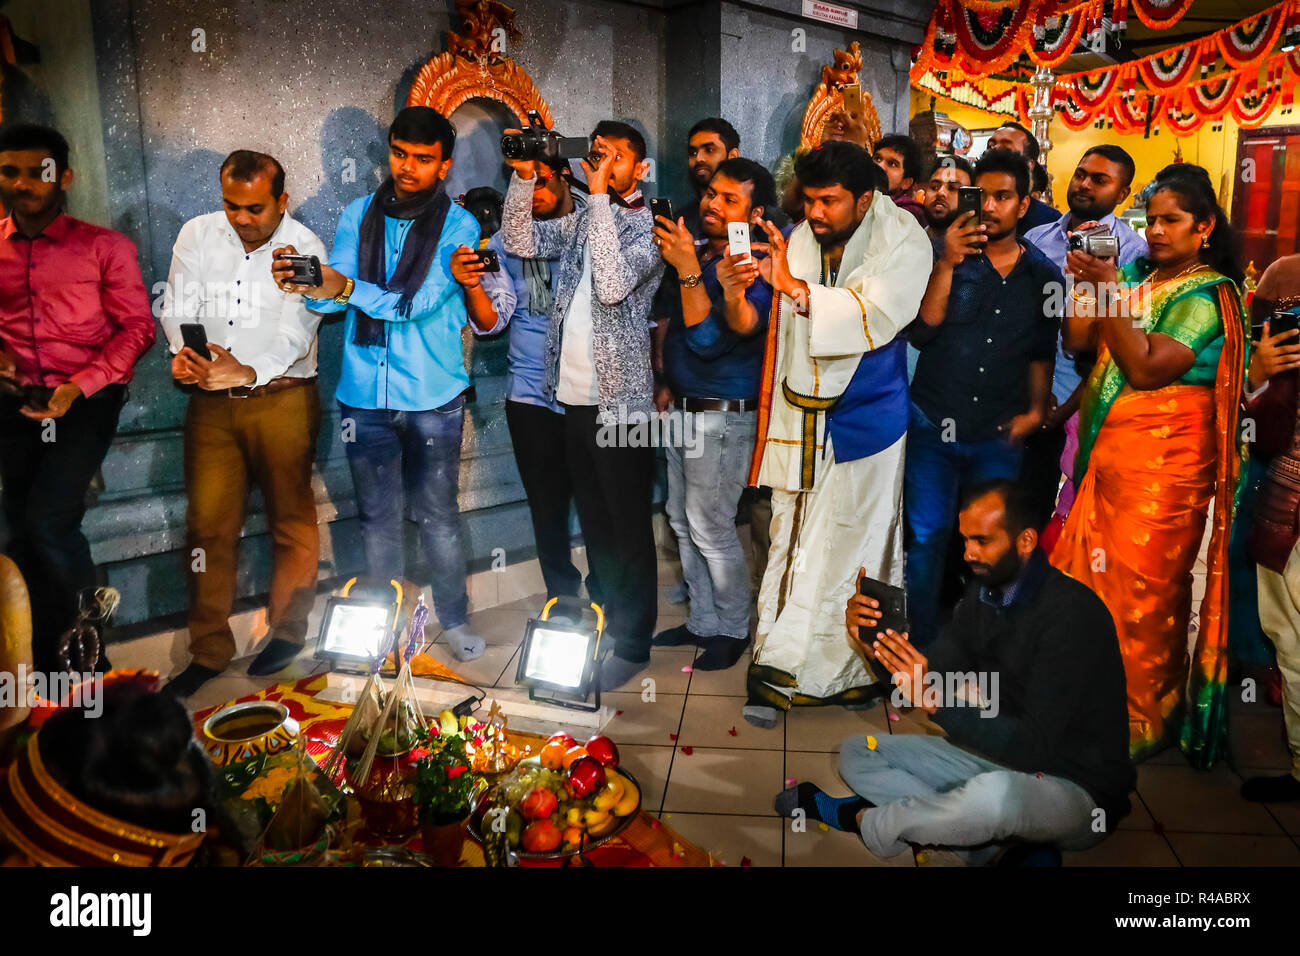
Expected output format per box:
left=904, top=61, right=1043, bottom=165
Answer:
left=184, top=383, right=321, bottom=670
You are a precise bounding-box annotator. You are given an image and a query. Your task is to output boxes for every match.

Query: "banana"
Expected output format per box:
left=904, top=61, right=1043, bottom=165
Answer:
left=611, top=773, right=640, bottom=817
left=586, top=813, right=619, bottom=838
left=593, top=775, right=625, bottom=811
left=582, top=807, right=611, bottom=829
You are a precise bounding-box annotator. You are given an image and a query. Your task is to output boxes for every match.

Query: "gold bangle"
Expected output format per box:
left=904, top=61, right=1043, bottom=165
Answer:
left=334, top=276, right=355, bottom=305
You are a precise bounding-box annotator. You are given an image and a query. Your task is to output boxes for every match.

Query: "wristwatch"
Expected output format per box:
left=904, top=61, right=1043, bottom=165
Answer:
left=678, top=273, right=702, bottom=288
left=334, top=276, right=355, bottom=305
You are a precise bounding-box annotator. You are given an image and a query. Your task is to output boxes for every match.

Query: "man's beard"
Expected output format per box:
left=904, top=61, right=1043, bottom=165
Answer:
left=809, top=219, right=860, bottom=249
left=926, top=208, right=956, bottom=231
left=968, top=548, right=1023, bottom=588
left=1067, top=193, right=1110, bottom=222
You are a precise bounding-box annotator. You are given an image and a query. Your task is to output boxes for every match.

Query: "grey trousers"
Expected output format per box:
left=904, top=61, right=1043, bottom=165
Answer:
left=838, top=733, right=1107, bottom=864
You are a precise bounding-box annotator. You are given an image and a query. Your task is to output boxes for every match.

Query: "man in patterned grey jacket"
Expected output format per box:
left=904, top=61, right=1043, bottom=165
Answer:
left=502, top=120, right=665, bottom=690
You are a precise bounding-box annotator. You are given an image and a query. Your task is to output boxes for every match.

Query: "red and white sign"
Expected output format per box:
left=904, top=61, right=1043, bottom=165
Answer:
left=802, top=0, right=859, bottom=30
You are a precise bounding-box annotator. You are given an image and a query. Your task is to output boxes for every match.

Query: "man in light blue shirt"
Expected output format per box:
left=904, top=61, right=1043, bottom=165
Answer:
left=1022, top=144, right=1147, bottom=524
left=273, top=107, right=500, bottom=661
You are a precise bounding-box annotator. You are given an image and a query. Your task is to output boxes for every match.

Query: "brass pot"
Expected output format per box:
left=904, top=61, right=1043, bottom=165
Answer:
left=201, top=701, right=300, bottom=767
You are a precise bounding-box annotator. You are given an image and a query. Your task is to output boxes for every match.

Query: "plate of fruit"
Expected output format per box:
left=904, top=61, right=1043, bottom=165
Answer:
left=467, top=732, right=640, bottom=858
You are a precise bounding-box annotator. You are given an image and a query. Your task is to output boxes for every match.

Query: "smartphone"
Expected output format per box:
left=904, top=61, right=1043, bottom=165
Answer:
left=728, top=221, right=752, bottom=259
left=475, top=248, right=501, bottom=273
left=279, top=253, right=323, bottom=287
left=841, top=83, right=863, bottom=115
left=857, top=574, right=909, bottom=640
left=649, top=197, right=674, bottom=223
left=956, top=186, right=982, bottom=222
left=1271, top=309, right=1300, bottom=337
left=179, top=322, right=212, bottom=360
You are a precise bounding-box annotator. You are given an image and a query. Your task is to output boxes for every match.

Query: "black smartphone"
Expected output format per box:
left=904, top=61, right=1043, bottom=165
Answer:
left=649, top=197, right=674, bottom=223
left=179, top=322, right=212, bottom=360
left=280, top=253, right=323, bottom=287
left=857, top=574, right=909, bottom=639
left=475, top=248, right=500, bottom=273
left=956, top=186, right=982, bottom=222
left=1271, top=309, right=1300, bottom=337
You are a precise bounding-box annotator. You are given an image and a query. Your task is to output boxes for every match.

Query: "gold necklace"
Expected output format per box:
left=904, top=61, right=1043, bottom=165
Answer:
left=1151, top=261, right=1209, bottom=285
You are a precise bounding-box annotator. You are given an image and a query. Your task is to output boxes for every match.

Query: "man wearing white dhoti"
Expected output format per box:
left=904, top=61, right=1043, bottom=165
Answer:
left=743, top=141, right=933, bottom=728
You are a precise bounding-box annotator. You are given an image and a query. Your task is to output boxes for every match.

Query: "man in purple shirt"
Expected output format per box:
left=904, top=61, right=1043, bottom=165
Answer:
left=0, top=124, right=155, bottom=672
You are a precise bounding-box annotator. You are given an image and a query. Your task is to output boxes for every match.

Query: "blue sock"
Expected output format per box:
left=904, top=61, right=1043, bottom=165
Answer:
left=814, top=789, right=870, bottom=831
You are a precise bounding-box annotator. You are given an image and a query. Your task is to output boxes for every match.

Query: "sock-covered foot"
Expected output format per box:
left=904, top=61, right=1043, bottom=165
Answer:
left=742, top=704, right=779, bottom=729
left=774, top=782, right=871, bottom=830
left=693, top=635, right=749, bottom=671
left=1241, top=773, right=1300, bottom=803
left=247, top=638, right=302, bottom=676
left=652, top=624, right=704, bottom=647
left=443, top=624, right=485, bottom=662
left=166, top=663, right=222, bottom=698
left=597, top=654, right=647, bottom=692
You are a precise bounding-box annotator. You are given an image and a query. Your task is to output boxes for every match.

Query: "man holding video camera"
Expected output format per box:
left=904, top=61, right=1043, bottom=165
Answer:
left=501, top=118, right=664, bottom=691
left=162, top=150, right=328, bottom=697
left=274, top=106, right=499, bottom=664
left=650, top=158, right=775, bottom=671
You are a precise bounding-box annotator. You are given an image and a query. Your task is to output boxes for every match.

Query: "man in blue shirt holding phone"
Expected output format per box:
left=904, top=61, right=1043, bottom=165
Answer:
left=274, top=106, right=499, bottom=661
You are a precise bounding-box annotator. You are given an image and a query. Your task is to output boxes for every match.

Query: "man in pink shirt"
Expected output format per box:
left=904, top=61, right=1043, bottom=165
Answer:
left=0, top=124, right=155, bottom=672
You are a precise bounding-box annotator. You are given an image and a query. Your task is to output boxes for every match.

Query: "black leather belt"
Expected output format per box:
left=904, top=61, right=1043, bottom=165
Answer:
left=225, top=376, right=317, bottom=399
left=675, top=397, right=759, bottom=413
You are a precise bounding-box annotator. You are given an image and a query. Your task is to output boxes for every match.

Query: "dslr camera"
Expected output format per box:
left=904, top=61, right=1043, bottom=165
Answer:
left=501, top=110, right=588, bottom=166
left=1067, top=224, right=1120, bottom=259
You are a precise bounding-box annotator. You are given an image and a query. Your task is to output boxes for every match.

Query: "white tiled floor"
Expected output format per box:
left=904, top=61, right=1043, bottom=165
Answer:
left=138, top=548, right=1300, bottom=867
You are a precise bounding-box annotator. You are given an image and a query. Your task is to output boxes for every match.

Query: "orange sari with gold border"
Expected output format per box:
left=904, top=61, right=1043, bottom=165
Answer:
left=1050, top=266, right=1248, bottom=768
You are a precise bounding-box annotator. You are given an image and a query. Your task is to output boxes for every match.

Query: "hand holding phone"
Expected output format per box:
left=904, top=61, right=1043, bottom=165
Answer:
left=649, top=197, right=674, bottom=224
left=278, top=253, right=323, bottom=287
left=476, top=248, right=500, bottom=273
left=728, top=221, right=752, bottom=261
left=179, top=323, right=212, bottom=361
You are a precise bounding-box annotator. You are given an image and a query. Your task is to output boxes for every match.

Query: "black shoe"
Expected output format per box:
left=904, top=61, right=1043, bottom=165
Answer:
left=693, top=635, right=750, bottom=671
left=165, top=663, right=221, bottom=698
left=247, top=638, right=302, bottom=676
left=1241, top=773, right=1300, bottom=803
left=652, top=624, right=706, bottom=647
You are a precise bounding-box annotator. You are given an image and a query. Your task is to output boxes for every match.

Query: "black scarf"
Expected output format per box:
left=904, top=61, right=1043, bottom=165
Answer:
left=353, top=177, right=452, bottom=347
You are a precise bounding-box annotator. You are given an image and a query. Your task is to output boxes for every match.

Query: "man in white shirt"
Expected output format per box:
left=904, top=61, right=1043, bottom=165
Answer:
left=160, top=150, right=327, bottom=697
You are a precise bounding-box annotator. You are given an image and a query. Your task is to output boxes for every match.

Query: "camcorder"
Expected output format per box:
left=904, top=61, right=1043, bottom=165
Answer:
left=1067, top=224, right=1120, bottom=259
left=501, top=110, right=588, bottom=167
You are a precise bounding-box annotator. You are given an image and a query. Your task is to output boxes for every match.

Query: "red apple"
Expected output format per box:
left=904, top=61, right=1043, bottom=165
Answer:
left=565, top=755, right=607, bottom=799
left=520, top=786, right=558, bottom=820
left=584, top=734, right=620, bottom=767
left=546, top=732, right=577, bottom=750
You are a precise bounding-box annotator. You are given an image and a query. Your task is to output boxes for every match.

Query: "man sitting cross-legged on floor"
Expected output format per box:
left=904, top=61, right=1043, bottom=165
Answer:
left=776, top=479, right=1135, bottom=865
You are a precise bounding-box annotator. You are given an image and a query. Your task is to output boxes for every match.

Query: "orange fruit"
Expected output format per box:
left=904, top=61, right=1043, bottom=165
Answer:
left=562, top=826, right=583, bottom=848
left=562, top=745, right=589, bottom=770
left=522, top=819, right=562, bottom=853
left=539, top=740, right=567, bottom=770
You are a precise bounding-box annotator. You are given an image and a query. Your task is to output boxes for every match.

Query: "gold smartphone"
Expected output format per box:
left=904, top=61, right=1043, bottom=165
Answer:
left=841, top=83, right=863, bottom=115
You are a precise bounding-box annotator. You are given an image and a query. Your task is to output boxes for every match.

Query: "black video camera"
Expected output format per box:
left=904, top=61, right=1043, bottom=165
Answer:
left=501, top=110, right=588, bottom=167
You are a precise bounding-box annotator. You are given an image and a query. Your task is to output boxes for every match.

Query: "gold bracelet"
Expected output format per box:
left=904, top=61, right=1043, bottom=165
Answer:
left=334, top=276, right=355, bottom=305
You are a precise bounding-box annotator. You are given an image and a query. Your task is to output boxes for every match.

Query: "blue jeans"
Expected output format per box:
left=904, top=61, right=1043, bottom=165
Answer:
left=340, top=398, right=468, bottom=630
left=665, top=409, right=755, bottom=639
left=839, top=734, right=1104, bottom=863
left=904, top=402, right=1023, bottom=646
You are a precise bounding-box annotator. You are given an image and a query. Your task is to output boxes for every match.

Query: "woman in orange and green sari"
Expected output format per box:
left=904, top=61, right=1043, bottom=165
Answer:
left=1051, top=164, right=1248, bottom=769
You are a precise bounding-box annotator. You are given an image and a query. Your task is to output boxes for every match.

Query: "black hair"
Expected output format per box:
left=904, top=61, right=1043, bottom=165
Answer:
left=923, top=153, right=974, bottom=183
left=712, top=157, right=777, bottom=214
left=1149, top=162, right=1244, bottom=286
left=688, top=117, right=739, bottom=154
left=975, top=147, right=1031, bottom=199
left=875, top=134, right=923, bottom=186
left=0, top=123, right=70, bottom=175
left=591, top=120, right=647, bottom=163
left=1031, top=163, right=1047, bottom=195
left=220, top=149, right=286, bottom=198
left=461, top=186, right=503, bottom=238
left=1081, top=144, right=1136, bottom=189
left=38, top=683, right=221, bottom=837
left=795, top=140, right=878, bottom=198
left=998, top=121, right=1040, bottom=163
left=960, top=478, right=1038, bottom=537
left=388, top=106, right=456, bottom=157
